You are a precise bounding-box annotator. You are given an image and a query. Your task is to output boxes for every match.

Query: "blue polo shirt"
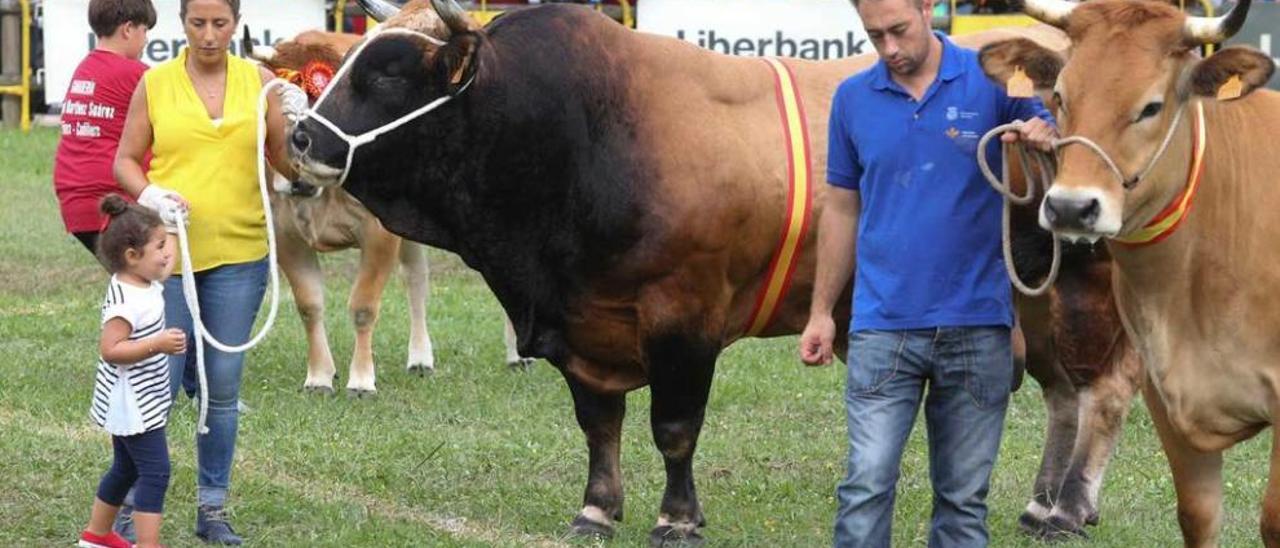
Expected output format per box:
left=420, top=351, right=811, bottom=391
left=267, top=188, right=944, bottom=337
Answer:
left=827, top=32, right=1053, bottom=331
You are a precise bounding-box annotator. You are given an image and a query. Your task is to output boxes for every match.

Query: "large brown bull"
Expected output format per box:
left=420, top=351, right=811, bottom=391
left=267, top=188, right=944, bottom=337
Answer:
left=287, top=0, right=1139, bottom=542
left=245, top=29, right=528, bottom=395
left=995, top=0, right=1279, bottom=544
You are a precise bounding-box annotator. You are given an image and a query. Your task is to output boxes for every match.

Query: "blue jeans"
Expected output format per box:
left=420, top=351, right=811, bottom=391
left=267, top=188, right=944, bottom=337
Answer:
left=98, top=428, right=170, bottom=513
left=163, top=258, right=268, bottom=507
left=834, top=327, right=1013, bottom=548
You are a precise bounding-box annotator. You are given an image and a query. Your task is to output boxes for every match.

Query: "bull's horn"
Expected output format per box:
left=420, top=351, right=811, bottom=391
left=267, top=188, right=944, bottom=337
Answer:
left=356, top=0, right=402, bottom=23
left=242, top=26, right=275, bottom=62
left=1022, top=0, right=1078, bottom=29
left=1183, top=0, right=1251, bottom=46
left=431, top=0, right=474, bottom=35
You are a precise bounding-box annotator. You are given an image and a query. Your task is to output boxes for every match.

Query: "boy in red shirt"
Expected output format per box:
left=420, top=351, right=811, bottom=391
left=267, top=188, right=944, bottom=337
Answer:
left=53, top=0, right=156, bottom=262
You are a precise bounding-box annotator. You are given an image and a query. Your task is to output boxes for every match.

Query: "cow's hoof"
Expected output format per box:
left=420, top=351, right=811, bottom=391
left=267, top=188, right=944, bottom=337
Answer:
left=648, top=525, right=704, bottom=548
left=407, top=363, right=435, bottom=377
left=1017, top=511, right=1045, bottom=537
left=568, top=514, right=615, bottom=539
left=1085, top=511, right=1099, bottom=526
left=507, top=358, right=535, bottom=371
left=1040, top=515, right=1088, bottom=542
left=302, top=385, right=335, bottom=396
left=346, top=387, right=377, bottom=398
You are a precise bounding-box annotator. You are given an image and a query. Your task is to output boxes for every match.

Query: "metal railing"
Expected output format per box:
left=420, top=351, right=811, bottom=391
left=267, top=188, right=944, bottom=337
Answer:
left=0, top=0, right=31, bottom=132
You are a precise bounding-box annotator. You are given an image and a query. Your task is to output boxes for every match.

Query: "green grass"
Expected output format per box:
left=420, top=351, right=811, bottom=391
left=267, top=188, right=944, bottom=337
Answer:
left=0, top=127, right=1272, bottom=546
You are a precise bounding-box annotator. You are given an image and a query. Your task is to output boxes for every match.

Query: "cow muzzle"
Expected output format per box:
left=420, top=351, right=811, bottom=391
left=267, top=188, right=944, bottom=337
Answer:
left=1040, top=186, right=1121, bottom=242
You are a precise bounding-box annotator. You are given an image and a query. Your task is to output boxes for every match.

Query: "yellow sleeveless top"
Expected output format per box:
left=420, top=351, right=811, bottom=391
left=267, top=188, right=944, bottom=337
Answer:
left=145, top=48, right=265, bottom=272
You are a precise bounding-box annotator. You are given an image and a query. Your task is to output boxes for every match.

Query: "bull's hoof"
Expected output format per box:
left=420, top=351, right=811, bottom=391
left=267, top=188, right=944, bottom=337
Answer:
left=507, top=358, right=535, bottom=371
left=346, top=387, right=378, bottom=398
left=407, top=362, right=435, bottom=377
left=1040, top=515, right=1088, bottom=542
left=1085, top=511, right=1100, bottom=526
left=302, top=385, right=335, bottom=396
left=648, top=525, right=704, bottom=548
left=568, top=514, right=615, bottom=539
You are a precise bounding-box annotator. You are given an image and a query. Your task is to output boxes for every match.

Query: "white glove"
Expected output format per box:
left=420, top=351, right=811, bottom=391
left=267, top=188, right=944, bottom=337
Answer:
left=277, top=81, right=309, bottom=123
left=137, top=184, right=188, bottom=233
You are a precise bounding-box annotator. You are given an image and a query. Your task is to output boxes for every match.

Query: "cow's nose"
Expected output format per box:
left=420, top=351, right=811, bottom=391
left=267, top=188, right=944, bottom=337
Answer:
left=1044, top=195, right=1101, bottom=230
left=291, top=126, right=312, bottom=155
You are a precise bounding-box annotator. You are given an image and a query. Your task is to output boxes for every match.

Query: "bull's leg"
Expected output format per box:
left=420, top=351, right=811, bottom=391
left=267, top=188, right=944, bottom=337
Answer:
left=503, top=315, right=533, bottom=370
left=646, top=334, right=717, bottom=547
left=564, top=374, right=626, bottom=538
left=1144, top=377, right=1224, bottom=547
left=345, top=230, right=401, bottom=396
left=1261, top=427, right=1280, bottom=547
left=1044, top=345, right=1142, bottom=537
left=398, top=241, right=434, bottom=375
left=1020, top=359, right=1080, bottom=537
left=277, top=231, right=337, bottom=393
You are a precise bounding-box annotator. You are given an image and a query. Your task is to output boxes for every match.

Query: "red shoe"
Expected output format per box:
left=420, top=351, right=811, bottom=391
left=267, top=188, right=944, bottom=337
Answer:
left=77, top=529, right=133, bottom=548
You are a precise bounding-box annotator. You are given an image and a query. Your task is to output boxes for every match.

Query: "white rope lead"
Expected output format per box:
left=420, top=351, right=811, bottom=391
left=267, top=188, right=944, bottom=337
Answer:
left=174, top=79, right=286, bottom=434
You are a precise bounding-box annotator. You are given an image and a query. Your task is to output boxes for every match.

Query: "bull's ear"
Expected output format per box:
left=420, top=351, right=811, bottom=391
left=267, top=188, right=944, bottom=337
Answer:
left=1184, top=46, right=1275, bottom=100
left=979, top=38, right=1063, bottom=91
left=435, top=33, right=480, bottom=93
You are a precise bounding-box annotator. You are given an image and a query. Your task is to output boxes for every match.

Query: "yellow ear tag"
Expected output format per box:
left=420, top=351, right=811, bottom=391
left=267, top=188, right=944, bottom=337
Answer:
left=1007, top=66, right=1035, bottom=98
left=1217, top=74, right=1243, bottom=101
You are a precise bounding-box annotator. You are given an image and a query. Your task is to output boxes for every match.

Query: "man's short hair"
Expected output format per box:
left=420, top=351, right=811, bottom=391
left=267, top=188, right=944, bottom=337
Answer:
left=88, top=0, right=157, bottom=38
left=852, top=0, right=925, bottom=9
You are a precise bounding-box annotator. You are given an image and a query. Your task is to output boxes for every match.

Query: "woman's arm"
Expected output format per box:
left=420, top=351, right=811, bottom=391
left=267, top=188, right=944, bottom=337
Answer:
left=114, top=80, right=154, bottom=198
left=260, top=67, right=299, bottom=181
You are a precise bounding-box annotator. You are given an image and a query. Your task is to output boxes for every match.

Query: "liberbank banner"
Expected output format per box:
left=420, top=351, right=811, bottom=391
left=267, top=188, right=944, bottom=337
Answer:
left=43, top=0, right=325, bottom=104
left=637, top=0, right=868, bottom=60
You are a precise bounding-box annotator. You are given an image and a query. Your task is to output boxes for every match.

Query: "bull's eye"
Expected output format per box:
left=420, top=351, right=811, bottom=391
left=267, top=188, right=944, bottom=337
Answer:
left=1136, top=101, right=1163, bottom=123
left=1052, top=91, right=1066, bottom=116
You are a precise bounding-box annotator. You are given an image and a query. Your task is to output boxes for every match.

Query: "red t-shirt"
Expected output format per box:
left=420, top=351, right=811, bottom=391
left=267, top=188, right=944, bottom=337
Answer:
left=52, top=49, right=148, bottom=233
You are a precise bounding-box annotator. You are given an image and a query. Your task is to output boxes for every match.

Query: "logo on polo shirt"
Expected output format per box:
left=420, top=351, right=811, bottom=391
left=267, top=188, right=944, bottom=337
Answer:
left=946, top=106, right=958, bottom=121
left=946, top=126, right=959, bottom=139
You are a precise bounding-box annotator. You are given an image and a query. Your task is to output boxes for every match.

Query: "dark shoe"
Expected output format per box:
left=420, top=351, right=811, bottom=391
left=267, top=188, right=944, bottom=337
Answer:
left=196, top=505, right=244, bottom=545
left=111, top=504, right=136, bottom=543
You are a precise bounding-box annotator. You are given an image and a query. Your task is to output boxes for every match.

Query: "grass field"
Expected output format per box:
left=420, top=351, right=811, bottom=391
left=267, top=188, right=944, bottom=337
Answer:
left=0, top=127, right=1272, bottom=546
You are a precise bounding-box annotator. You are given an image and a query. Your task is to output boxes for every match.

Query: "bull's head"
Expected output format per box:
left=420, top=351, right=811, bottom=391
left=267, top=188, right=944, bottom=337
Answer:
left=288, top=0, right=480, bottom=188
left=986, top=0, right=1273, bottom=242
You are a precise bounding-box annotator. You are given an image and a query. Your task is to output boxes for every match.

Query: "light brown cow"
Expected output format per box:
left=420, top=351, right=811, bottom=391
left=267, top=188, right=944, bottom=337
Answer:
left=998, top=0, right=1279, bottom=544
left=247, top=30, right=529, bottom=395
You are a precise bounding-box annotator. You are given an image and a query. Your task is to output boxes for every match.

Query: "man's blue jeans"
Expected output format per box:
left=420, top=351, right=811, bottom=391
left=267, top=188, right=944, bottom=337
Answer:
left=834, top=327, right=1013, bottom=548
left=164, top=258, right=268, bottom=507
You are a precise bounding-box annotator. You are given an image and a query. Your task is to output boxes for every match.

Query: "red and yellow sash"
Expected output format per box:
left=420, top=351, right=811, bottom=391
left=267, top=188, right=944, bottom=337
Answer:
left=1113, top=101, right=1207, bottom=247
left=743, top=58, right=813, bottom=336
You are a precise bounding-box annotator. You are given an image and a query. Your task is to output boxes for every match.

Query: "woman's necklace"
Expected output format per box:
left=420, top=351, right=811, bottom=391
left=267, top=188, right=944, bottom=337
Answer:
left=187, top=64, right=225, bottom=99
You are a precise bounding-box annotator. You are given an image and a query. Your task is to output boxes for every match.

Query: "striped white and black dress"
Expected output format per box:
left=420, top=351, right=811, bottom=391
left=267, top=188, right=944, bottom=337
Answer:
left=90, top=275, right=172, bottom=433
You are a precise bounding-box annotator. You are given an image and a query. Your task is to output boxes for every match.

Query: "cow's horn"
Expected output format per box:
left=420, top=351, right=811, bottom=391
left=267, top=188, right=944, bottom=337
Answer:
left=1022, top=0, right=1078, bottom=28
left=356, top=0, right=402, bottom=23
left=431, top=0, right=473, bottom=35
left=241, top=26, right=276, bottom=63
left=1183, top=0, right=1251, bottom=46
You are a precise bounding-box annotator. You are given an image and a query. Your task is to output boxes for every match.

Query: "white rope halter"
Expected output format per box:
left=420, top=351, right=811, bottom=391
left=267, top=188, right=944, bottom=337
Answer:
left=300, top=28, right=474, bottom=186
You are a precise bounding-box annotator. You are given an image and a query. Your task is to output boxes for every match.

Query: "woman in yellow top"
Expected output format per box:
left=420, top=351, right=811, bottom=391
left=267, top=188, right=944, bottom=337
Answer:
left=113, top=0, right=298, bottom=544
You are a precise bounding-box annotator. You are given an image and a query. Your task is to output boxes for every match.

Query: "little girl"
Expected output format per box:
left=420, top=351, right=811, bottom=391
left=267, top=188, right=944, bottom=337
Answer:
left=79, top=195, right=184, bottom=548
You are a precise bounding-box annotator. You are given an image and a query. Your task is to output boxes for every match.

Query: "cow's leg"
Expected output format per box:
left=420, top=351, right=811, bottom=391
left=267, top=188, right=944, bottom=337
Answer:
left=563, top=373, right=627, bottom=538
left=1144, top=377, right=1224, bottom=547
left=1262, top=427, right=1280, bottom=547
left=503, top=314, right=533, bottom=370
left=1044, top=344, right=1142, bottom=537
left=1020, top=358, right=1080, bottom=537
left=345, top=230, right=401, bottom=396
left=277, top=230, right=337, bottom=393
left=398, top=241, right=434, bottom=375
left=646, top=334, right=717, bottom=547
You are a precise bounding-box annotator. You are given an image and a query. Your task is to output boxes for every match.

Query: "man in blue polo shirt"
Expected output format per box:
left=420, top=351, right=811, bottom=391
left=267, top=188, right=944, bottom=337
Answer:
left=798, top=0, right=1056, bottom=544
